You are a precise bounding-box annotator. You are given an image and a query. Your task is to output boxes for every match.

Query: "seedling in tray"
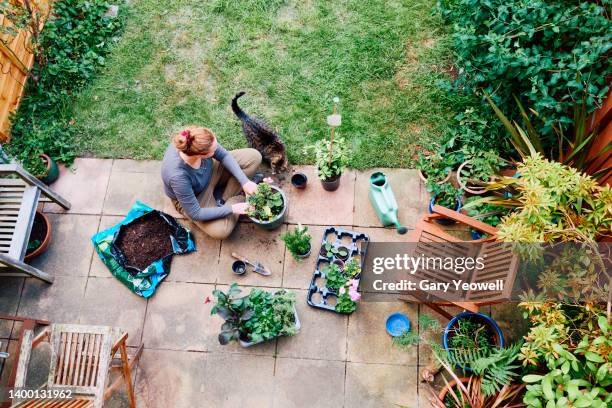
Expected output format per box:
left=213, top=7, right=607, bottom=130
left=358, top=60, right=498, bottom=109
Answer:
left=307, top=227, right=369, bottom=314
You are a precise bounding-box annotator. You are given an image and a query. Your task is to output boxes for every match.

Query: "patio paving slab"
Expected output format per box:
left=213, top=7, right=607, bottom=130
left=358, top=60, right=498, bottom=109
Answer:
left=142, top=281, right=214, bottom=352
left=277, top=290, right=347, bottom=361
left=286, top=165, right=356, bottom=226
left=18, top=276, right=87, bottom=324
left=201, top=353, right=275, bottom=408
left=43, top=158, right=112, bottom=214
left=30, top=214, right=99, bottom=277
left=103, top=170, right=166, bottom=215
left=112, top=159, right=161, bottom=174
left=0, top=278, right=23, bottom=338
left=354, top=168, right=425, bottom=229
left=345, top=362, right=419, bottom=408
left=78, top=277, right=147, bottom=347
left=135, top=348, right=206, bottom=408
left=167, top=221, right=220, bottom=284
left=272, top=357, right=345, bottom=408
left=89, top=216, right=123, bottom=278
left=347, top=301, right=418, bottom=365
left=217, top=223, right=286, bottom=287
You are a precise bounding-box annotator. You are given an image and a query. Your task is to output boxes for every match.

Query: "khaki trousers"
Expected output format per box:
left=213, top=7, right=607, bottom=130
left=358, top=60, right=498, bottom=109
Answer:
left=173, top=148, right=261, bottom=240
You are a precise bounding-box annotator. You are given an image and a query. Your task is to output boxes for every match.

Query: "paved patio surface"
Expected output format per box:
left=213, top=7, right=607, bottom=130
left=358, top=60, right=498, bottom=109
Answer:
left=0, top=158, right=522, bottom=407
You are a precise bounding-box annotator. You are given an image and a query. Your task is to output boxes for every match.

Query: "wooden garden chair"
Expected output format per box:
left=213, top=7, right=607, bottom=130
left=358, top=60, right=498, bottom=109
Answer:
left=399, top=204, right=519, bottom=320
left=10, top=324, right=143, bottom=408
left=0, top=163, right=70, bottom=283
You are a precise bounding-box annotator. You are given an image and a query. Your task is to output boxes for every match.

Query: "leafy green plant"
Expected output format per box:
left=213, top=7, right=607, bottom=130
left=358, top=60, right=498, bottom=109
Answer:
left=430, top=183, right=461, bottom=209
left=308, top=137, right=349, bottom=181
left=4, top=0, right=124, bottom=175
left=281, top=224, right=311, bottom=260
left=416, top=149, right=458, bottom=183
left=438, top=0, right=611, bottom=148
left=323, top=263, right=346, bottom=290
left=26, top=239, right=42, bottom=253
left=211, top=284, right=297, bottom=345
left=392, top=314, right=443, bottom=351
left=343, top=258, right=361, bottom=278
left=322, top=242, right=348, bottom=258
left=463, top=198, right=509, bottom=228
left=335, top=292, right=357, bottom=314
left=246, top=183, right=284, bottom=221
left=210, top=283, right=253, bottom=345
left=244, top=289, right=297, bottom=343
left=484, top=154, right=612, bottom=243
left=518, top=300, right=612, bottom=408
left=448, top=318, right=494, bottom=352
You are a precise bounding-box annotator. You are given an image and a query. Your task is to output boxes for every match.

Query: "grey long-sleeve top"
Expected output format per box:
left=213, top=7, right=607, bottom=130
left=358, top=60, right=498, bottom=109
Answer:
left=161, top=144, right=249, bottom=221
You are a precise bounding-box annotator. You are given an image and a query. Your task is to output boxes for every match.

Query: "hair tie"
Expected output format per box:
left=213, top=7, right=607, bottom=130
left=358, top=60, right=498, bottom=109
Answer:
left=181, top=129, right=193, bottom=148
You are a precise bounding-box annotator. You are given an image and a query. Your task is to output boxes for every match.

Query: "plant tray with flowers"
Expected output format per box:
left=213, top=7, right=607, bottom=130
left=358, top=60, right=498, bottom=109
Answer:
left=306, top=227, right=369, bottom=314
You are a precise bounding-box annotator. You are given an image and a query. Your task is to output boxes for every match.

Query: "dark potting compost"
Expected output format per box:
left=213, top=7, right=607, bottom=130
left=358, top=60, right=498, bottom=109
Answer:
left=26, top=212, right=47, bottom=254
left=92, top=201, right=196, bottom=298
left=115, top=212, right=175, bottom=271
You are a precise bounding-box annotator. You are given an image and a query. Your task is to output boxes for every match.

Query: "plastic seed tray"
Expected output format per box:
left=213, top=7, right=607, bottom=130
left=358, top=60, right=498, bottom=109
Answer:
left=307, top=227, right=370, bottom=313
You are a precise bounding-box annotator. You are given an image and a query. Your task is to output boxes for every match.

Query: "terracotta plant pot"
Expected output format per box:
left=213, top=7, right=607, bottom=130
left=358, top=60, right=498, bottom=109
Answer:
left=25, top=210, right=52, bottom=262
left=321, top=174, right=341, bottom=191
left=418, top=169, right=452, bottom=185
left=438, top=377, right=471, bottom=404
left=456, top=160, right=490, bottom=195
left=38, top=154, right=59, bottom=185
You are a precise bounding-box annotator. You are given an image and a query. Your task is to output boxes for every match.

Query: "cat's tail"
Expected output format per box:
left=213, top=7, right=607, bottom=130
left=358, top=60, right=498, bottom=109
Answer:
left=231, top=91, right=248, bottom=120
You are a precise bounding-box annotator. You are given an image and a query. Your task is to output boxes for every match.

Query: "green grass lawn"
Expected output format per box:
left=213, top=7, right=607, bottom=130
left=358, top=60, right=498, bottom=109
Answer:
left=73, top=0, right=459, bottom=168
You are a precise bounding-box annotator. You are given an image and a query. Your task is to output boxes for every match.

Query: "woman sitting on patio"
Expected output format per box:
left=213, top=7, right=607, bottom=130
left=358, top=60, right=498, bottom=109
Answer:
left=161, top=126, right=265, bottom=240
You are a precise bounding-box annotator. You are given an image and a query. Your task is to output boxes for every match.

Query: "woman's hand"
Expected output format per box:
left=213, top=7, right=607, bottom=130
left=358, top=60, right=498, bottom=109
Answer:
left=232, top=202, right=249, bottom=215
left=242, top=178, right=274, bottom=195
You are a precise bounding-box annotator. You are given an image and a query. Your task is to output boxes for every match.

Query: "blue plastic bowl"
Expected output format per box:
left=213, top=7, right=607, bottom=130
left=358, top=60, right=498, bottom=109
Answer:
left=443, top=312, right=504, bottom=370
left=386, top=312, right=411, bottom=337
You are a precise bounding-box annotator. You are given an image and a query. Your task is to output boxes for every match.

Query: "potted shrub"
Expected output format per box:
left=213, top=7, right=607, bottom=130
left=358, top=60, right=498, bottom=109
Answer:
left=443, top=312, right=504, bottom=370
left=24, top=210, right=52, bottom=261
left=428, top=183, right=463, bottom=224
left=456, top=151, right=504, bottom=195
left=246, top=183, right=287, bottom=230
left=309, top=137, right=349, bottom=191
left=416, top=150, right=456, bottom=185
left=211, top=283, right=300, bottom=347
left=281, top=224, right=311, bottom=260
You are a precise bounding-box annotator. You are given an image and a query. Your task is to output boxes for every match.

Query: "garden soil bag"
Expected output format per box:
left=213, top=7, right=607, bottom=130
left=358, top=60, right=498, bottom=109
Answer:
left=91, top=201, right=196, bottom=298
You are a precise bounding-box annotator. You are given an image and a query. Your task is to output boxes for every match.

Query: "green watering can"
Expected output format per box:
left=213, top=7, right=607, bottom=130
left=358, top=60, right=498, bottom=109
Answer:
left=368, top=172, right=408, bottom=234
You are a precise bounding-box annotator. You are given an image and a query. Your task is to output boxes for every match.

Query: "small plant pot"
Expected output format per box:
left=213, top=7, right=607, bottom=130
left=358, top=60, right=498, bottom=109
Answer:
left=332, top=259, right=345, bottom=271
left=296, top=243, right=312, bottom=259
left=470, top=229, right=484, bottom=240
left=248, top=185, right=288, bottom=230
left=443, top=312, right=504, bottom=371
left=456, top=160, right=490, bottom=195
left=38, top=154, right=59, bottom=185
left=418, top=169, right=451, bottom=185
left=438, top=377, right=471, bottom=404
left=428, top=195, right=463, bottom=225
left=232, top=260, right=247, bottom=275
left=239, top=305, right=301, bottom=347
left=291, top=172, right=308, bottom=189
left=336, top=246, right=350, bottom=261
left=25, top=211, right=52, bottom=262
left=321, top=174, right=341, bottom=191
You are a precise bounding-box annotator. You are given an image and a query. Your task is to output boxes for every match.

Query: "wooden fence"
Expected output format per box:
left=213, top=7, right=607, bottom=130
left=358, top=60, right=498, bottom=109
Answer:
left=0, top=0, right=50, bottom=142
left=585, top=90, right=612, bottom=186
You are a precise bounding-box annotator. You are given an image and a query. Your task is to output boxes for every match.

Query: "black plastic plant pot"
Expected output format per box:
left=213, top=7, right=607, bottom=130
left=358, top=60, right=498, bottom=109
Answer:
left=291, top=172, right=308, bottom=189
left=296, top=242, right=312, bottom=259
left=443, top=312, right=504, bottom=370
left=232, top=260, right=247, bottom=275
left=321, top=174, right=341, bottom=191
left=428, top=195, right=463, bottom=225
left=248, top=185, right=288, bottom=230
left=336, top=246, right=350, bottom=261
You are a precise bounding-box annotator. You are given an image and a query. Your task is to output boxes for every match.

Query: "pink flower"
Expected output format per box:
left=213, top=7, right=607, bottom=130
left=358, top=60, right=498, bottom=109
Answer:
left=349, top=289, right=361, bottom=302
left=349, top=279, right=359, bottom=290
left=339, top=286, right=346, bottom=295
